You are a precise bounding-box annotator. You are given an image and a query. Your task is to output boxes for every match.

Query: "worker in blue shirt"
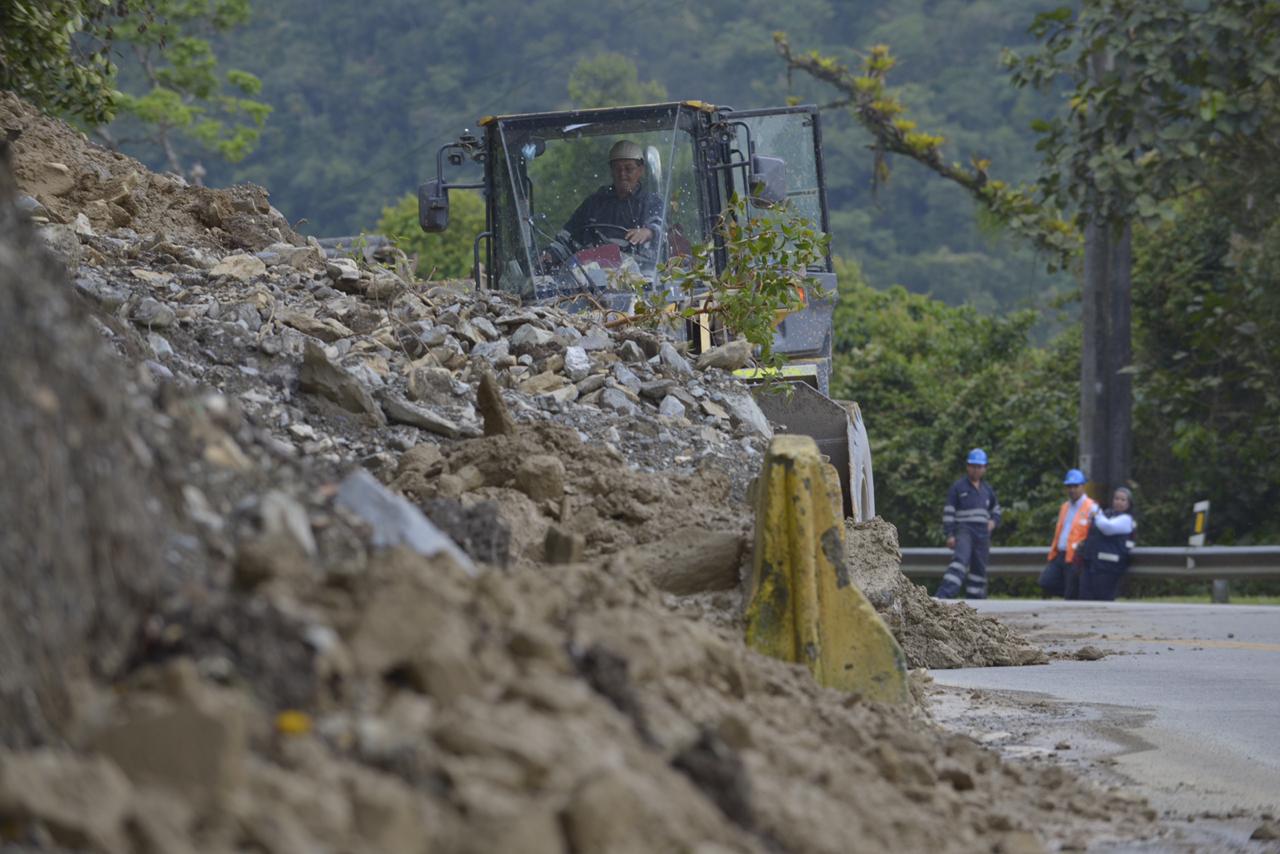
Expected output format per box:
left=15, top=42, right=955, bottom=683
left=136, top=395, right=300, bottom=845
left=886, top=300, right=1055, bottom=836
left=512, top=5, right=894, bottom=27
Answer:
left=937, top=448, right=1002, bottom=599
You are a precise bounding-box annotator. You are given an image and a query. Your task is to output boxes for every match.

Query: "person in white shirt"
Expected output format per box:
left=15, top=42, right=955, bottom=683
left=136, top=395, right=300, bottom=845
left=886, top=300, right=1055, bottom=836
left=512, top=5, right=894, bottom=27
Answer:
left=1079, top=487, right=1137, bottom=600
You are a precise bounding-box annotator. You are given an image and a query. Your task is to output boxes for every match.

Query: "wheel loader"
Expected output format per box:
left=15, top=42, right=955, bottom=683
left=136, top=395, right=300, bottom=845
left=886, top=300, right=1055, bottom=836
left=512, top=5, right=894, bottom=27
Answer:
left=419, top=101, right=875, bottom=520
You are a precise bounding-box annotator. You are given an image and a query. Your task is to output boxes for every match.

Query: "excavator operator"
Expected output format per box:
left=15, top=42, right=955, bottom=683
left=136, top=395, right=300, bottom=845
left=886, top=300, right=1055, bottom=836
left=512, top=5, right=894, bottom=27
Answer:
left=539, top=140, right=663, bottom=270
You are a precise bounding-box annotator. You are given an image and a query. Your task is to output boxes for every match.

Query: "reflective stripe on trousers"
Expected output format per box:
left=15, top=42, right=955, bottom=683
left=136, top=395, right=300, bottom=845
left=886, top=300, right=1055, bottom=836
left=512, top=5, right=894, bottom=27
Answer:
left=938, top=526, right=991, bottom=598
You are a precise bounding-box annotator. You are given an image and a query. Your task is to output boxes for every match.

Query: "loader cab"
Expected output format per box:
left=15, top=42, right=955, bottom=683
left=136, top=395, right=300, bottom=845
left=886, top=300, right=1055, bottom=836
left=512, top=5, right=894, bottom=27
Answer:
left=421, top=102, right=833, bottom=306
left=419, top=102, right=874, bottom=521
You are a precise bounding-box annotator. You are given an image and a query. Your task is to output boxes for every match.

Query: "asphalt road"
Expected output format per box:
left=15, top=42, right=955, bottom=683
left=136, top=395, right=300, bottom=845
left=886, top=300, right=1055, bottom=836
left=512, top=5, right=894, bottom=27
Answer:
left=927, top=600, right=1280, bottom=850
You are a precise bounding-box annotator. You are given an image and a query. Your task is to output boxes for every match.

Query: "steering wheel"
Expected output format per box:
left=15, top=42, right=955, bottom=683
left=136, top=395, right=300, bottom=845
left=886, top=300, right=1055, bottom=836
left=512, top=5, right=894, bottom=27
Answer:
left=587, top=222, right=638, bottom=248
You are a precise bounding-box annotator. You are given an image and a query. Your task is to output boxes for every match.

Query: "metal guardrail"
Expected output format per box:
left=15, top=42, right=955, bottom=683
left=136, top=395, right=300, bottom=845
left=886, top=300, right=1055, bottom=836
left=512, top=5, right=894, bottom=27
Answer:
left=899, top=546, right=1280, bottom=581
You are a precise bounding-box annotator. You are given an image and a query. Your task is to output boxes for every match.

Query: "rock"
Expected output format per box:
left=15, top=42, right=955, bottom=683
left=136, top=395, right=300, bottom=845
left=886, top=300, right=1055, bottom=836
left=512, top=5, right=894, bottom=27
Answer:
left=421, top=498, right=511, bottom=568
left=544, top=525, right=585, bottom=564
left=600, top=387, right=639, bottom=415
left=260, top=241, right=324, bottom=270
left=519, top=370, right=568, bottom=395
left=452, top=319, right=485, bottom=346
left=325, top=257, right=362, bottom=285
left=494, top=309, right=539, bottom=327
left=333, top=469, right=476, bottom=574
left=345, top=766, right=430, bottom=854
left=576, top=374, right=608, bottom=395
left=471, top=316, right=500, bottom=340
left=211, top=252, right=267, bottom=281
left=658, top=395, right=687, bottom=419
left=367, top=272, right=403, bottom=300
left=234, top=532, right=312, bottom=588
left=130, top=297, right=177, bottom=329
left=615, top=528, right=746, bottom=595
left=611, top=362, right=642, bottom=393
left=91, top=664, right=248, bottom=812
left=131, top=267, right=172, bottom=287
left=537, top=384, right=580, bottom=408
left=74, top=273, right=129, bottom=311
left=349, top=572, right=483, bottom=702
left=695, top=338, right=753, bottom=371
left=381, top=392, right=461, bottom=438
left=36, top=161, right=77, bottom=196
left=37, top=223, right=81, bottom=272
left=563, top=345, right=592, bottom=381
left=259, top=490, right=317, bottom=557
left=659, top=341, right=694, bottom=377
left=510, top=323, right=556, bottom=354
left=515, top=454, right=566, bottom=502
left=471, top=338, right=511, bottom=364
left=618, top=339, right=647, bottom=363
left=640, top=379, right=678, bottom=400
left=701, top=399, right=729, bottom=420
left=278, top=309, right=355, bottom=342
left=576, top=328, right=611, bottom=350
left=16, top=194, right=46, bottom=217
left=477, top=369, right=517, bottom=436
left=0, top=749, right=133, bottom=854
left=72, top=212, right=95, bottom=237
left=298, top=339, right=386, bottom=424
left=408, top=365, right=458, bottom=401
left=721, top=391, right=772, bottom=438
left=147, top=332, right=174, bottom=359
left=1251, top=822, right=1280, bottom=840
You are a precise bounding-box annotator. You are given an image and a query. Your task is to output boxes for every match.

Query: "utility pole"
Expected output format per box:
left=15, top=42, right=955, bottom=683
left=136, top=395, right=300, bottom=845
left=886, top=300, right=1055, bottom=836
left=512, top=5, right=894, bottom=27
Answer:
left=1078, top=49, right=1133, bottom=499
left=1079, top=221, right=1132, bottom=498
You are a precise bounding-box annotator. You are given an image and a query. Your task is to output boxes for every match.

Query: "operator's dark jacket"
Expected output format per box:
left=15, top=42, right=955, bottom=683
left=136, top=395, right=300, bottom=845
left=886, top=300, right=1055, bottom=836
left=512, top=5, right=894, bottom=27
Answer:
left=547, top=185, right=663, bottom=261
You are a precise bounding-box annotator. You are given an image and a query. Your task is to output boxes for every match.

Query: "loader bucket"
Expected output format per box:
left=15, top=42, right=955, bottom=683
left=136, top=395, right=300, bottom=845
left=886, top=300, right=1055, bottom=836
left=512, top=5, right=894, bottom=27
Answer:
left=751, top=382, right=875, bottom=522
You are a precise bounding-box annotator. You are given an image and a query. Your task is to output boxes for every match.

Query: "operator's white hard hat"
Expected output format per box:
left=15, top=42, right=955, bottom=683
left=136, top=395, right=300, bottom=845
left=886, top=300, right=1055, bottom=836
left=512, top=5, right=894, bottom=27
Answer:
left=609, top=140, right=644, bottom=162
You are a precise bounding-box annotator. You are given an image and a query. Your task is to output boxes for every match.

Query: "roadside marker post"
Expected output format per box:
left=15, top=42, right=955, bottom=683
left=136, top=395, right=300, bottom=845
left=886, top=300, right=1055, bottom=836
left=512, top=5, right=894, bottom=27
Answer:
left=1188, top=500, right=1229, bottom=603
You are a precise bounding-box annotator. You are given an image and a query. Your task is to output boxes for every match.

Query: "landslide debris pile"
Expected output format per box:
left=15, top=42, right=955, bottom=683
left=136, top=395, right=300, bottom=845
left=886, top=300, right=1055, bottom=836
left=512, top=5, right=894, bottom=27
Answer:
left=845, top=521, right=1049, bottom=669
left=1, top=91, right=1156, bottom=853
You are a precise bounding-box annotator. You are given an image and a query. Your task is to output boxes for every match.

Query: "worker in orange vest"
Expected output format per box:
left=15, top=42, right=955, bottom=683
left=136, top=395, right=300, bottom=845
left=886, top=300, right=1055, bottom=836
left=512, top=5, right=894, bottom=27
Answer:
left=1037, top=468, right=1100, bottom=599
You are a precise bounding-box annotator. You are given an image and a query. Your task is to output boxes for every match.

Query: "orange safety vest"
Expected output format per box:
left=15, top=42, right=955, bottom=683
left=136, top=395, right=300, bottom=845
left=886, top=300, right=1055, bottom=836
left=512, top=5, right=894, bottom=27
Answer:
left=1048, top=497, right=1099, bottom=564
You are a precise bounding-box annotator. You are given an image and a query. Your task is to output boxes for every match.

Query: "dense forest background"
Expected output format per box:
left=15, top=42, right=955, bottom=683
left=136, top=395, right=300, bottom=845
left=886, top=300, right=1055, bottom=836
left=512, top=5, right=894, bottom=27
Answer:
left=191, top=0, right=1069, bottom=313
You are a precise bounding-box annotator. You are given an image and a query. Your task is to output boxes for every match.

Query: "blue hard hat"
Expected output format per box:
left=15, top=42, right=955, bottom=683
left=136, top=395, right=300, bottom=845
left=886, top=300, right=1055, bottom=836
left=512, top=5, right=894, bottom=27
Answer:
left=966, top=448, right=988, bottom=466
left=1063, top=468, right=1087, bottom=485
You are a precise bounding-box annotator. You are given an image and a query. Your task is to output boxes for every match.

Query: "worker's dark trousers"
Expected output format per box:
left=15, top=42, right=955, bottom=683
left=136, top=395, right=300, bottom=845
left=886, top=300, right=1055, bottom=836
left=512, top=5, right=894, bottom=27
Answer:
left=1038, top=554, right=1080, bottom=599
left=936, top=527, right=990, bottom=599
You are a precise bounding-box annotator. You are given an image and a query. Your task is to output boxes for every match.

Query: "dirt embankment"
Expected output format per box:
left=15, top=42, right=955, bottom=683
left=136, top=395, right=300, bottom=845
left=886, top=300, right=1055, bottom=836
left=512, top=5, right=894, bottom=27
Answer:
left=0, top=91, right=1162, bottom=854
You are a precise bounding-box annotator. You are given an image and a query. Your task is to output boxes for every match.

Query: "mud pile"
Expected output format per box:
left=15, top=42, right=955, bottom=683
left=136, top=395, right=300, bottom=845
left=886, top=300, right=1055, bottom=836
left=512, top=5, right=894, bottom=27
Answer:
left=845, top=520, right=1048, bottom=669
left=0, top=93, right=1161, bottom=853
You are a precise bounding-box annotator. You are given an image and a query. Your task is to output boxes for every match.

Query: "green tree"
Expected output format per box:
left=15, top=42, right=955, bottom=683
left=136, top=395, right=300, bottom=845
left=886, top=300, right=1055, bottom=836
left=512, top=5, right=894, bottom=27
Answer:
left=1001, top=0, right=1280, bottom=495
left=830, top=257, right=1077, bottom=547
left=376, top=189, right=486, bottom=280
left=1131, top=196, right=1280, bottom=545
left=567, top=52, right=667, bottom=109
left=102, top=0, right=270, bottom=178
left=0, top=0, right=125, bottom=124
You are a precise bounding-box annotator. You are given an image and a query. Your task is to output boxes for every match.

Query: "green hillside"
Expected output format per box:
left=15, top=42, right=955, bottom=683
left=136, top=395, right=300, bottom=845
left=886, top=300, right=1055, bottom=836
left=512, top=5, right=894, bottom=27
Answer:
left=193, top=0, right=1069, bottom=310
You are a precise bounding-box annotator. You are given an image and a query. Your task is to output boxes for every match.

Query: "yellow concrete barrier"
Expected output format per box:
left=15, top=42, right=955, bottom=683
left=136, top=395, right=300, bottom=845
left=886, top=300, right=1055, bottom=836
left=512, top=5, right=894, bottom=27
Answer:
left=744, top=435, right=908, bottom=703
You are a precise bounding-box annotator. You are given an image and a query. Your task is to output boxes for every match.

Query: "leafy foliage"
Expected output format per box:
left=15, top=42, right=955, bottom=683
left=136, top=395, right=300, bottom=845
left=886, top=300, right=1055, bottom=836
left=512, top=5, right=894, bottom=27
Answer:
left=628, top=196, right=827, bottom=373
left=1131, top=197, right=1280, bottom=545
left=1006, top=0, right=1280, bottom=225
left=568, top=53, right=667, bottom=109
left=104, top=0, right=270, bottom=176
left=0, top=0, right=126, bottom=124
left=830, top=258, right=1077, bottom=547
left=376, top=189, right=486, bottom=280
left=774, top=33, right=1079, bottom=269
